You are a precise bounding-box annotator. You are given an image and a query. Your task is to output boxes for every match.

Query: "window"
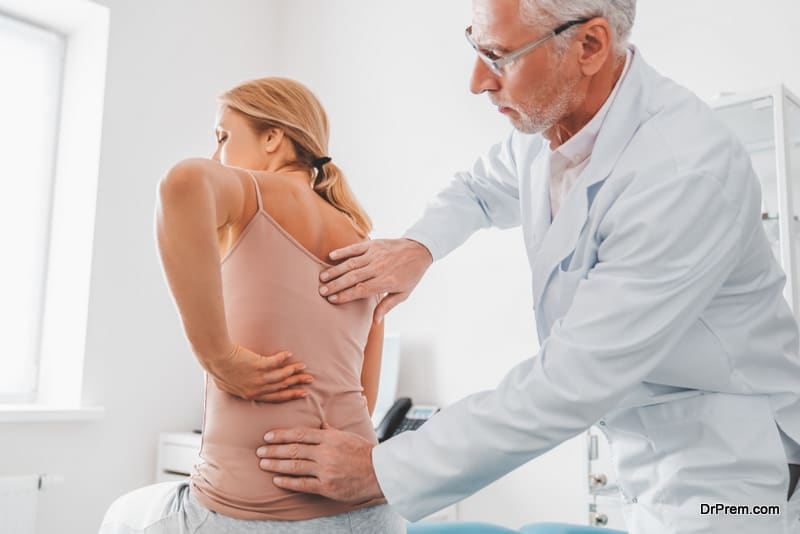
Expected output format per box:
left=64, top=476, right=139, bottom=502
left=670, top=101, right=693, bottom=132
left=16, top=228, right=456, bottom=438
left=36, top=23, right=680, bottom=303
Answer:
left=0, top=0, right=108, bottom=419
left=0, top=14, right=65, bottom=402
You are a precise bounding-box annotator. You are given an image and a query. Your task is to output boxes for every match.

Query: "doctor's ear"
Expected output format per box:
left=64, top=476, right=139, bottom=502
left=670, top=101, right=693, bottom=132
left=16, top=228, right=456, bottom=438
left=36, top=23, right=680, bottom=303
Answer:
left=262, top=128, right=286, bottom=154
left=576, top=17, right=614, bottom=76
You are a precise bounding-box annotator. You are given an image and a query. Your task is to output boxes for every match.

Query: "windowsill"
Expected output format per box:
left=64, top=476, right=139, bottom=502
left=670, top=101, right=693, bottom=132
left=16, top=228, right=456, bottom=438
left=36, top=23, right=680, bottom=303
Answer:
left=0, top=404, right=105, bottom=422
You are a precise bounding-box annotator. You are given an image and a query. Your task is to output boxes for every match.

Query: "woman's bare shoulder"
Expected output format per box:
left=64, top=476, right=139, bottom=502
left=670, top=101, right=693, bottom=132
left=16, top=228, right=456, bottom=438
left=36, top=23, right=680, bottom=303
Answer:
left=257, top=172, right=366, bottom=258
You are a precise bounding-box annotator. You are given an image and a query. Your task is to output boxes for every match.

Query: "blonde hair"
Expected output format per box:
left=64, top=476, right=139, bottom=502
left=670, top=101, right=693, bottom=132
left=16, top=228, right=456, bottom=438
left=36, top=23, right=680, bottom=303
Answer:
left=219, top=77, right=372, bottom=237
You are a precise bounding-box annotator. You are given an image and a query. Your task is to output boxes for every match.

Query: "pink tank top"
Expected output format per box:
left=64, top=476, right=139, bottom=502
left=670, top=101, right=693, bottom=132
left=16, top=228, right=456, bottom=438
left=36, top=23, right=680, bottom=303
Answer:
left=191, top=172, right=383, bottom=520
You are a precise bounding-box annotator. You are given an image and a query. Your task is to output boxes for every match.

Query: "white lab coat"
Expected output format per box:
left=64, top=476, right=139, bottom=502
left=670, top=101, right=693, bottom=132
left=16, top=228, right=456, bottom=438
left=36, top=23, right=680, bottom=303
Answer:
left=373, top=48, right=800, bottom=533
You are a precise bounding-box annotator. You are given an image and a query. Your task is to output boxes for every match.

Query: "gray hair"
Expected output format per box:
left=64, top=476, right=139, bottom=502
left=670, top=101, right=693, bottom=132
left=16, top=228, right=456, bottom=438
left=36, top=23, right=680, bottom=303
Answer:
left=520, top=0, right=636, bottom=56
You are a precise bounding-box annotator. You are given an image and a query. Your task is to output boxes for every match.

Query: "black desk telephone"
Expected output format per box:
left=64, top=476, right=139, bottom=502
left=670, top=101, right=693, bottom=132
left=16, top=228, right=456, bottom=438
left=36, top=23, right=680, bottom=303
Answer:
left=374, top=397, right=440, bottom=442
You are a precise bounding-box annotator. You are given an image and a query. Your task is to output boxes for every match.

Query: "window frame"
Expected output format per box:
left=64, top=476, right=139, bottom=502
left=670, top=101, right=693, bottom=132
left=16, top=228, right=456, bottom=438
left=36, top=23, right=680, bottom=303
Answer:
left=0, top=0, right=109, bottom=420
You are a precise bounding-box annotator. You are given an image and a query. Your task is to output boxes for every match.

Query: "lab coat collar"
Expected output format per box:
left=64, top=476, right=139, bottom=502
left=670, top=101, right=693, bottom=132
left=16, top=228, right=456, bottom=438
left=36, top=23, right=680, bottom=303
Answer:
left=553, top=49, right=633, bottom=168
left=531, top=46, right=653, bottom=307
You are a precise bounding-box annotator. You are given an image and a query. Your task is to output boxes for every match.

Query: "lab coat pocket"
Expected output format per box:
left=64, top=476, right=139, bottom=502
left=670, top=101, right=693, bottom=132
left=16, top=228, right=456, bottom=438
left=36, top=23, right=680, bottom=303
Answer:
left=544, top=254, right=588, bottom=321
left=638, top=394, right=789, bottom=508
left=646, top=318, right=734, bottom=391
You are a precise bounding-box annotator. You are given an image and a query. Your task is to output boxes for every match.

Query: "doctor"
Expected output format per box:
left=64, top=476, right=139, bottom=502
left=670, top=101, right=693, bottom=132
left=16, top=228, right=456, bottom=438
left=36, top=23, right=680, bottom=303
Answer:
left=256, top=0, right=800, bottom=532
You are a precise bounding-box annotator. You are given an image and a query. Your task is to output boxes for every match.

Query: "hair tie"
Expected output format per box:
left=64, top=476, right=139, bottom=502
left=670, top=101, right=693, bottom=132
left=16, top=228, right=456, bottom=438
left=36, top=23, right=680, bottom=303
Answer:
left=312, top=156, right=332, bottom=169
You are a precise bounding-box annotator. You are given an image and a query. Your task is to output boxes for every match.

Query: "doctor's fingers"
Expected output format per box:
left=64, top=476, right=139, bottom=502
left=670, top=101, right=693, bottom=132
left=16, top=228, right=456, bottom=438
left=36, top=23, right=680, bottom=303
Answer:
left=272, top=476, right=325, bottom=497
left=319, top=255, right=378, bottom=294
left=327, top=240, right=370, bottom=263
left=322, top=273, right=384, bottom=304
left=262, top=427, right=325, bottom=445
left=321, top=244, right=372, bottom=281
left=257, top=443, right=321, bottom=463
left=258, top=457, right=318, bottom=476
left=320, top=239, right=403, bottom=285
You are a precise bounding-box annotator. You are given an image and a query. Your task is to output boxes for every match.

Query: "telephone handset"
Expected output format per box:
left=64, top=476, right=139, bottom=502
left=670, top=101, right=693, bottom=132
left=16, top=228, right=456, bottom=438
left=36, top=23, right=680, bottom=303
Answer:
left=374, top=397, right=439, bottom=442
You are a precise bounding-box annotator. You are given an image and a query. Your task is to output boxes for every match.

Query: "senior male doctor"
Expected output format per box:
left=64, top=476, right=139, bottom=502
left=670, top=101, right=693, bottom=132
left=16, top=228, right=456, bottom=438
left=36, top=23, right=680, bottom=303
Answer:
left=256, top=0, right=800, bottom=532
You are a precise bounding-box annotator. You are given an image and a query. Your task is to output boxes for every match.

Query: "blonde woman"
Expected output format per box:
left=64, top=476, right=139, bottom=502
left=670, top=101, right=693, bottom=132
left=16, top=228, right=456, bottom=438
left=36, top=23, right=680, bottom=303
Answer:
left=99, top=78, right=406, bottom=533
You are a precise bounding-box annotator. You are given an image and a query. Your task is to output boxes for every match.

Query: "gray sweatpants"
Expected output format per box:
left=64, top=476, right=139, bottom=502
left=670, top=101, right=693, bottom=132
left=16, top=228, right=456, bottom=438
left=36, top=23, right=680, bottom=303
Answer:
left=99, top=481, right=407, bottom=534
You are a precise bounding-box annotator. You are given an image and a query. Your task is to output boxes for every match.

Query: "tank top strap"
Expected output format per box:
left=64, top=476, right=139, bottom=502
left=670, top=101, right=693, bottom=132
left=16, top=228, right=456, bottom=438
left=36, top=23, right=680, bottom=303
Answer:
left=245, top=170, right=264, bottom=212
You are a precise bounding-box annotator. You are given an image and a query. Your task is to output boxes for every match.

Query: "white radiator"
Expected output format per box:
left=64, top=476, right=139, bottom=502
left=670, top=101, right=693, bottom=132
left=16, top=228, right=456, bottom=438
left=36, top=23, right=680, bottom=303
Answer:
left=0, top=474, right=62, bottom=534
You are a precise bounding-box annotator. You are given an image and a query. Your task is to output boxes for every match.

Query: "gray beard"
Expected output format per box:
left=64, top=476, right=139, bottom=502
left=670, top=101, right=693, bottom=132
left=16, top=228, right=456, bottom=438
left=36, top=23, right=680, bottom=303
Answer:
left=513, top=73, right=579, bottom=135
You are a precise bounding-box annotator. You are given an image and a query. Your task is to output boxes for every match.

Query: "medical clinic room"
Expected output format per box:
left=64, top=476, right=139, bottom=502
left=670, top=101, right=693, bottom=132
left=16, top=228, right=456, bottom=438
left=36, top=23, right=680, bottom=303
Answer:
left=3, top=0, right=800, bottom=533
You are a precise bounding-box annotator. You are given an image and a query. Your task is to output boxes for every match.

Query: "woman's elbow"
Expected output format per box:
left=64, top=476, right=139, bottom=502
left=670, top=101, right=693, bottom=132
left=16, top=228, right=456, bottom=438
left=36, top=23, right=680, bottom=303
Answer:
left=158, top=158, right=212, bottom=202
left=365, top=393, right=377, bottom=417
left=160, top=158, right=209, bottom=187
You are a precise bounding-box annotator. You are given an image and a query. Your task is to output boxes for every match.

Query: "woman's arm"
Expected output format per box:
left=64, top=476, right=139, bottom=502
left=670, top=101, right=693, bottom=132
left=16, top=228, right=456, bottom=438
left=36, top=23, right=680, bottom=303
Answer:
left=156, top=158, right=311, bottom=401
left=156, top=158, right=241, bottom=360
left=361, top=319, right=385, bottom=416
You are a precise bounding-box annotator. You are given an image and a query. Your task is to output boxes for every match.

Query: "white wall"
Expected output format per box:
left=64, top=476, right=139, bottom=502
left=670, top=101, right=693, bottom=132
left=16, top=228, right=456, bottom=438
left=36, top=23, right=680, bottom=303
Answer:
left=3, top=1, right=798, bottom=532
left=633, top=0, right=800, bottom=100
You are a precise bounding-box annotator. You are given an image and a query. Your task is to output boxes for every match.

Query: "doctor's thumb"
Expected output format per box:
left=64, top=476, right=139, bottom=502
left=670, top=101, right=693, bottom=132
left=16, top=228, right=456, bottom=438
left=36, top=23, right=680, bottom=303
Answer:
left=373, top=293, right=405, bottom=324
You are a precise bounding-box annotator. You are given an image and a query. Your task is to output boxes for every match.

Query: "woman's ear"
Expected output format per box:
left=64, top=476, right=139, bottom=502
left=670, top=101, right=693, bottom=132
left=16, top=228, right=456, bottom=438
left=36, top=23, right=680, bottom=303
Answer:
left=262, top=127, right=285, bottom=154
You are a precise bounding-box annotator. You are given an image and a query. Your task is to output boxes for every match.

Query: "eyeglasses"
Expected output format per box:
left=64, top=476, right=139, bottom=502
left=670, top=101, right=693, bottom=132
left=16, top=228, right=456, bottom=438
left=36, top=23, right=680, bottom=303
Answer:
left=465, top=19, right=591, bottom=76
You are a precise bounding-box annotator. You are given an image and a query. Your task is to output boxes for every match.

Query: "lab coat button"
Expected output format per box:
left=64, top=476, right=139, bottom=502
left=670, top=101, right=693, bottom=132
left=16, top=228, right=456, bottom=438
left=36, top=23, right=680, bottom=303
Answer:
left=632, top=497, right=638, bottom=503
left=598, top=420, right=606, bottom=426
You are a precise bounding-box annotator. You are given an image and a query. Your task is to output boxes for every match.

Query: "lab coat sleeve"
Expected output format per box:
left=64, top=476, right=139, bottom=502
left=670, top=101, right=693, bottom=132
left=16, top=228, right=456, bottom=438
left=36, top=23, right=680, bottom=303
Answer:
left=402, top=130, right=541, bottom=260
left=373, top=166, right=753, bottom=520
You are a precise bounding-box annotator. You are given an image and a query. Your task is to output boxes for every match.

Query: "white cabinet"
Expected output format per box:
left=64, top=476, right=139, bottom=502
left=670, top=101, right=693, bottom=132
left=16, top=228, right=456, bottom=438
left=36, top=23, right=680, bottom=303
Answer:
left=712, top=85, right=800, bottom=315
left=584, top=85, right=800, bottom=530
left=155, top=432, right=201, bottom=482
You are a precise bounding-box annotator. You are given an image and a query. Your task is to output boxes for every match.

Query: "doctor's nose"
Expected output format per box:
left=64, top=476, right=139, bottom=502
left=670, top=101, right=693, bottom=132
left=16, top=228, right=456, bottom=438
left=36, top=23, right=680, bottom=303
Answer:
left=470, top=57, right=501, bottom=95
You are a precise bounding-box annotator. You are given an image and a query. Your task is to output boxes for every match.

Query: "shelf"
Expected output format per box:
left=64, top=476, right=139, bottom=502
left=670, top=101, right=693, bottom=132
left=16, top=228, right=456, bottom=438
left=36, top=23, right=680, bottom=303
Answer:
left=710, top=86, right=800, bottom=155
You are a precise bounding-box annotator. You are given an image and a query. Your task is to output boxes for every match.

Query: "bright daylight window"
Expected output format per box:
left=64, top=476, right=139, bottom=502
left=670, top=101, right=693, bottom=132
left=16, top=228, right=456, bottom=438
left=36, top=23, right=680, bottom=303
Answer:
left=0, top=14, right=65, bottom=402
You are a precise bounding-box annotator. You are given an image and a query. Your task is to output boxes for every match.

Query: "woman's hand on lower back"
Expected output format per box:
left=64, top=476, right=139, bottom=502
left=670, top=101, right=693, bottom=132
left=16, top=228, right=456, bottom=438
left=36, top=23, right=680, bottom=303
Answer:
left=203, top=344, right=313, bottom=402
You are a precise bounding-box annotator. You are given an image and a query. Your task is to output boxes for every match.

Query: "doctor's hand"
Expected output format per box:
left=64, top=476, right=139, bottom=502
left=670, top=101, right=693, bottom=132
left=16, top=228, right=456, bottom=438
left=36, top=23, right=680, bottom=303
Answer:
left=256, top=425, right=384, bottom=504
left=202, top=344, right=313, bottom=402
left=319, top=238, right=433, bottom=323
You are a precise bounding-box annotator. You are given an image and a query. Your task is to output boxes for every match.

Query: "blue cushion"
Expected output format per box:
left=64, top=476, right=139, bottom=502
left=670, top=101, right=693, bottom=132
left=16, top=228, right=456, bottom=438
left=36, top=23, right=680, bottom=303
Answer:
left=520, top=522, right=627, bottom=534
left=407, top=521, right=521, bottom=534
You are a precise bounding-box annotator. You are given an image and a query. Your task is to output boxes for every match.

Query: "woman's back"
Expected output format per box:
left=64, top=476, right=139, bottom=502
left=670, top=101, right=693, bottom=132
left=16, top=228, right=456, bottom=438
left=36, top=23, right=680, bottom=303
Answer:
left=191, top=172, right=382, bottom=520
left=219, top=170, right=362, bottom=263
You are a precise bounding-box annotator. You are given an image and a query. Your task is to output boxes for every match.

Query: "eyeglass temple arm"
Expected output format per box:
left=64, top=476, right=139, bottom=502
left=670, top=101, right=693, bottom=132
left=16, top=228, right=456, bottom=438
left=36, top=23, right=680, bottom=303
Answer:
left=553, top=18, right=593, bottom=36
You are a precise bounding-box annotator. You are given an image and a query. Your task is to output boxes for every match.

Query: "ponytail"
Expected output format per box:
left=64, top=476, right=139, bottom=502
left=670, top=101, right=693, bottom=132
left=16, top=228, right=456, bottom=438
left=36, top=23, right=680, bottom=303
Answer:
left=312, top=162, right=372, bottom=237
